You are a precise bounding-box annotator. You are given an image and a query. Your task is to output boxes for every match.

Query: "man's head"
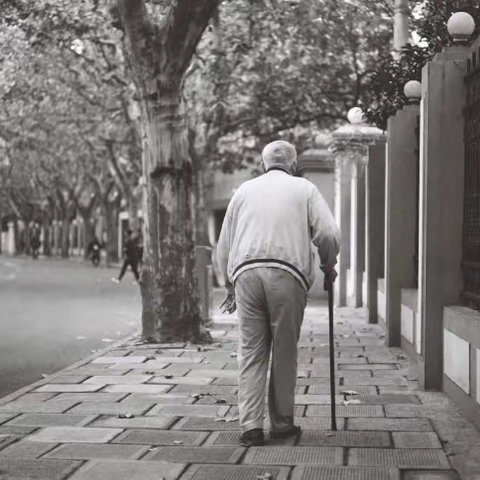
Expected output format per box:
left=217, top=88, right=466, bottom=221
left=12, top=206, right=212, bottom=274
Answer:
left=262, top=141, right=297, bottom=175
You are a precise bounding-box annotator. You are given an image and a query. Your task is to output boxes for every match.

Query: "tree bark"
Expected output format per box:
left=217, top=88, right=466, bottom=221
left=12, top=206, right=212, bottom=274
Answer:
left=60, top=218, right=70, bottom=258
left=117, top=0, right=220, bottom=343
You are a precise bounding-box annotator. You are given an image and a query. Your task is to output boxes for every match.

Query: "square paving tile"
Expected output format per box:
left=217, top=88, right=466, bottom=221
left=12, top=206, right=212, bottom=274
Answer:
left=44, top=443, right=148, bottom=460
left=68, top=402, right=154, bottom=416
left=291, top=466, right=400, bottom=480
left=0, top=400, right=80, bottom=414
left=107, top=362, right=170, bottom=371
left=349, top=448, right=451, bottom=468
left=347, top=418, right=433, bottom=432
left=148, top=376, right=214, bottom=385
left=306, top=405, right=384, bottom=417
left=194, top=395, right=238, bottom=405
left=265, top=417, right=346, bottom=431
left=212, top=377, right=239, bottom=386
left=0, top=441, right=58, bottom=459
left=0, top=425, right=38, bottom=435
left=0, top=415, right=16, bottom=426
left=392, top=432, right=442, bottom=449
left=143, top=445, right=244, bottom=463
left=145, top=356, right=203, bottom=364
left=307, top=385, right=377, bottom=395
left=0, top=458, right=81, bottom=479
left=112, top=429, right=208, bottom=445
left=51, top=393, right=127, bottom=403
left=178, top=464, right=290, bottom=480
left=91, top=356, right=148, bottom=364
left=340, top=364, right=398, bottom=370
left=49, top=376, right=92, bottom=384
left=84, top=375, right=153, bottom=385
left=295, top=395, right=344, bottom=405
left=9, top=393, right=58, bottom=402
left=34, top=384, right=104, bottom=393
left=170, top=385, right=237, bottom=395
left=147, top=405, right=230, bottom=418
left=403, top=471, right=460, bottom=480
left=186, top=369, right=238, bottom=378
left=102, top=384, right=172, bottom=394
left=343, top=378, right=408, bottom=386
left=298, top=430, right=391, bottom=447
left=120, top=393, right=194, bottom=405
left=244, top=446, right=343, bottom=465
left=87, top=415, right=177, bottom=429
left=26, top=427, right=123, bottom=443
left=353, top=395, right=420, bottom=405
left=69, top=459, right=185, bottom=480
left=6, top=413, right=95, bottom=427
left=204, top=431, right=296, bottom=446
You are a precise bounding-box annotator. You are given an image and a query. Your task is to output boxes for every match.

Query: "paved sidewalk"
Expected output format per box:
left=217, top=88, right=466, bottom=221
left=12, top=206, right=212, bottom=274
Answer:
left=1, top=303, right=480, bottom=480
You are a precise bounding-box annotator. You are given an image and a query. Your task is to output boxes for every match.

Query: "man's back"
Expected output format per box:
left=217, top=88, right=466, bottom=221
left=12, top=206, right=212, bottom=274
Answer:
left=219, top=169, right=339, bottom=293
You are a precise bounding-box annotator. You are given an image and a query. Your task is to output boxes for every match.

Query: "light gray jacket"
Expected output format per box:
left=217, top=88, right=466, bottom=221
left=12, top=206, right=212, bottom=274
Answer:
left=216, top=168, right=341, bottom=294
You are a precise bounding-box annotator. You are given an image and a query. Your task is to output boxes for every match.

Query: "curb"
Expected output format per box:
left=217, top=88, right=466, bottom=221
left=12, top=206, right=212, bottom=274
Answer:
left=0, top=330, right=141, bottom=407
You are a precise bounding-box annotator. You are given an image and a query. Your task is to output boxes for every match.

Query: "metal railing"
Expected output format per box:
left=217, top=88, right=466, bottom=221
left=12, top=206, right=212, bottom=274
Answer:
left=461, top=51, right=480, bottom=309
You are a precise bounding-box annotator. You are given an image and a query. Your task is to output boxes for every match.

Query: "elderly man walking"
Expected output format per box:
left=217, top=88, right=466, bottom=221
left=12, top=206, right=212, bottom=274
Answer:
left=217, top=140, right=341, bottom=447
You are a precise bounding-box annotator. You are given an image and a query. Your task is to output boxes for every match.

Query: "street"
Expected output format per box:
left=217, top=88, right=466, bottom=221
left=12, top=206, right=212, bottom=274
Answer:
left=0, top=257, right=142, bottom=399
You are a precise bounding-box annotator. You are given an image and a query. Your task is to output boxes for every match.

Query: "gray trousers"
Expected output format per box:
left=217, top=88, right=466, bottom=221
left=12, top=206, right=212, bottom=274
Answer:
left=234, top=267, right=307, bottom=433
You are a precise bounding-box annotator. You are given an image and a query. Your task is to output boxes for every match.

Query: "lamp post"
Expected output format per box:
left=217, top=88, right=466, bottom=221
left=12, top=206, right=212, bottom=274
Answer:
left=447, top=12, right=475, bottom=47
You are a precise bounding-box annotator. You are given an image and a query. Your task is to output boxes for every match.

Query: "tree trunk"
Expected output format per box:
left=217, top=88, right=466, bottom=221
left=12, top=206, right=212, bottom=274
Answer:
left=117, top=0, right=220, bottom=343
left=60, top=219, right=70, bottom=258
left=81, top=214, right=95, bottom=259
left=42, top=219, right=51, bottom=257
left=104, top=200, right=119, bottom=265
left=140, top=109, right=204, bottom=342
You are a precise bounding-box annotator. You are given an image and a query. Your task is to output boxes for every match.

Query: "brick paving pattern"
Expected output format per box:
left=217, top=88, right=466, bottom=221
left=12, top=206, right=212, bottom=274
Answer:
left=0, top=302, right=479, bottom=479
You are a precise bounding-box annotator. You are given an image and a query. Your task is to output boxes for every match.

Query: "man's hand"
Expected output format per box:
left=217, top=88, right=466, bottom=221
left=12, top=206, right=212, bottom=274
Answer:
left=321, top=264, right=338, bottom=291
left=219, top=293, right=236, bottom=314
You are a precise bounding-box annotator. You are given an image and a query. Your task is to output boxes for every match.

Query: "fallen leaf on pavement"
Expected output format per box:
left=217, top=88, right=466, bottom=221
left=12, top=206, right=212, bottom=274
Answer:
left=214, top=399, right=227, bottom=404
left=90, top=350, right=99, bottom=353
left=352, top=354, right=364, bottom=358
left=118, top=413, right=134, bottom=419
left=144, top=371, right=156, bottom=375
left=342, top=399, right=362, bottom=406
left=213, top=343, right=222, bottom=348
left=145, top=356, right=156, bottom=361
left=163, top=374, right=173, bottom=379
left=230, top=352, right=237, bottom=358
left=155, top=350, right=163, bottom=354
left=256, top=473, right=272, bottom=480
left=341, top=390, right=359, bottom=396
left=41, top=374, right=48, bottom=378
left=173, top=440, right=183, bottom=445
left=325, top=433, right=335, bottom=437
left=102, top=338, right=114, bottom=343
left=191, top=394, right=201, bottom=400
left=76, top=336, right=87, bottom=340
left=397, top=354, right=406, bottom=360
left=297, top=372, right=308, bottom=378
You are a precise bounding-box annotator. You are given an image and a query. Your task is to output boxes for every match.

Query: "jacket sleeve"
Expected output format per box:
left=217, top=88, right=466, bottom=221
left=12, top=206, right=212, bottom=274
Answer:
left=308, top=185, right=341, bottom=269
left=216, top=196, right=236, bottom=295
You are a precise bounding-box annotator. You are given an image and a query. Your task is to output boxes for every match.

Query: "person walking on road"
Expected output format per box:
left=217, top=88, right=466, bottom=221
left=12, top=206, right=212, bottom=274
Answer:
left=217, top=140, right=340, bottom=447
left=112, top=229, right=140, bottom=283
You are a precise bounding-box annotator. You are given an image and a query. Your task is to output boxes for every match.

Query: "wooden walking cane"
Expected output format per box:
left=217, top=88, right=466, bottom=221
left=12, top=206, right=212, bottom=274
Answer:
left=325, top=279, right=337, bottom=431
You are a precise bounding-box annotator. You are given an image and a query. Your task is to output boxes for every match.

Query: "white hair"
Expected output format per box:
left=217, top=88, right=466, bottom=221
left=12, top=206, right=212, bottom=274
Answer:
left=262, top=141, right=297, bottom=171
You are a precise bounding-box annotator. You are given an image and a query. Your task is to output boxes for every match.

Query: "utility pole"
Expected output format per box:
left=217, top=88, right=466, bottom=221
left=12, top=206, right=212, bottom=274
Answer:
left=393, top=0, right=410, bottom=59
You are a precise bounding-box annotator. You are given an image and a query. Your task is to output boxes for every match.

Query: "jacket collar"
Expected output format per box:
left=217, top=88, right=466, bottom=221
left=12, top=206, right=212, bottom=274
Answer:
left=266, top=166, right=291, bottom=175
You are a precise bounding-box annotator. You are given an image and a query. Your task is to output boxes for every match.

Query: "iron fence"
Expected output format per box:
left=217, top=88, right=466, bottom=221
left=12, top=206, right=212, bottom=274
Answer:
left=462, top=51, right=480, bottom=309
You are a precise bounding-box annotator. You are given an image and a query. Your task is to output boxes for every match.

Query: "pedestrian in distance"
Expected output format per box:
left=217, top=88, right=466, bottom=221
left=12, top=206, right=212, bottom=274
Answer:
left=217, top=140, right=341, bottom=447
left=112, top=229, right=140, bottom=284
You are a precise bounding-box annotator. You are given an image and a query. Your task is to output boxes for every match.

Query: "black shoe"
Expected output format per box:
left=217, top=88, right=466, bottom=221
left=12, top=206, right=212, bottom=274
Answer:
left=240, top=428, right=264, bottom=447
left=270, top=425, right=302, bottom=439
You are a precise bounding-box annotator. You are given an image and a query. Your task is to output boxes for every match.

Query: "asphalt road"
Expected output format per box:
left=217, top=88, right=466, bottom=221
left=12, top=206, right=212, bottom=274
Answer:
left=0, top=256, right=142, bottom=399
